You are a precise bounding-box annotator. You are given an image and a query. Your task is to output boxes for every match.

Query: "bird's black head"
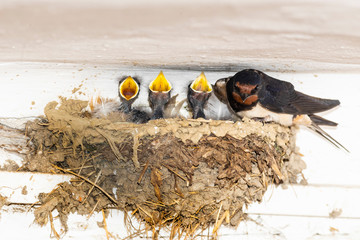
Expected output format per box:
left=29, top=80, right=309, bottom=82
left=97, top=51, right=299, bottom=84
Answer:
left=232, top=69, right=262, bottom=85
left=226, top=69, right=262, bottom=111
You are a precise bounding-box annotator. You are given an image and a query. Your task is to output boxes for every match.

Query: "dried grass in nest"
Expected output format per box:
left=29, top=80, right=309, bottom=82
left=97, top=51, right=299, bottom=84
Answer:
left=25, top=99, right=305, bottom=239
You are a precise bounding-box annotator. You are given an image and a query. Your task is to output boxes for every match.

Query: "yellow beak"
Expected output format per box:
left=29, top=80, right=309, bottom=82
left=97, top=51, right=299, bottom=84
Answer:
left=149, top=71, right=172, bottom=93
left=190, top=72, right=212, bottom=93
left=119, top=76, right=139, bottom=100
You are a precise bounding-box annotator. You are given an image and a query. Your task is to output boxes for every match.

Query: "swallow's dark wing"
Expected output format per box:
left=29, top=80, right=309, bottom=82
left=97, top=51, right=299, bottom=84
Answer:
left=258, top=74, right=340, bottom=114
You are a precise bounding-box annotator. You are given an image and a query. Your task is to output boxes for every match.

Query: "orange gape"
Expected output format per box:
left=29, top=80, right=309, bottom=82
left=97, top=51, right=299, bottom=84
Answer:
left=232, top=92, right=243, bottom=103
left=191, top=72, right=212, bottom=92
left=232, top=92, right=258, bottom=105
left=120, top=76, right=139, bottom=100
left=121, top=88, right=136, bottom=100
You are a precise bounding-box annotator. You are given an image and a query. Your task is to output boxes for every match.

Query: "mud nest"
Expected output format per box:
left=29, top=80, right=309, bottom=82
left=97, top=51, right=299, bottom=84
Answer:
left=24, top=99, right=305, bottom=238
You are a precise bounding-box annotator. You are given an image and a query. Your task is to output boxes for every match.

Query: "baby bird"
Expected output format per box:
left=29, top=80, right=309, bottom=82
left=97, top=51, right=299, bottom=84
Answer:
left=187, top=72, right=213, bottom=119
left=148, top=71, right=172, bottom=119
left=118, top=76, right=149, bottom=123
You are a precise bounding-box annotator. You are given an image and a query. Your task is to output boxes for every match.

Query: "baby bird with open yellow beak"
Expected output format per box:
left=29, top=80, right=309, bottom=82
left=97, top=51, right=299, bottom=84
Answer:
left=187, top=72, right=213, bottom=119
left=118, top=76, right=140, bottom=113
left=148, top=71, right=172, bottom=119
left=118, top=76, right=149, bottom=123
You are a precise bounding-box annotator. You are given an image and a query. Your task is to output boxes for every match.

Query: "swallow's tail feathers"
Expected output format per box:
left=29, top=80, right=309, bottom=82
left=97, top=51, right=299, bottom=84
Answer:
left=309, top=114, right=338, bottom=126
left=292, top=91, right=340, bottom=114
left=308, top=123, right=349, bottom=152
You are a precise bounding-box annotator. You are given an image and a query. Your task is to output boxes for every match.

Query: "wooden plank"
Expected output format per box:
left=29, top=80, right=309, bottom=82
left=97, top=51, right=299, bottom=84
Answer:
left=0, top=124, right=29, bottom=168
left=0, top=172, right=72, bottom=204
left=217, top=214, right=360, bottom=240
left=0, top=205, right=359, bottom=240
left=246, top=184, right=360, bottom=219
left=0, top=0, right=359, bottom=71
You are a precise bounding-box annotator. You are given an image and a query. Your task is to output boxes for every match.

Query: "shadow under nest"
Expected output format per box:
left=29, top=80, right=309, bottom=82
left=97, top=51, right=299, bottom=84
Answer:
left=24, top=99, right=305, bottom=239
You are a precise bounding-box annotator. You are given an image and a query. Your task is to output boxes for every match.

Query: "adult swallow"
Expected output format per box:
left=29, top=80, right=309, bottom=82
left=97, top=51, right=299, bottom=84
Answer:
left=118, top=76, right=149, bottom=123
left=148, top=71, right=172, bottom=119
left=187, top=72, right=213, bottom=119
left=213, top=69, right=348, bottom=152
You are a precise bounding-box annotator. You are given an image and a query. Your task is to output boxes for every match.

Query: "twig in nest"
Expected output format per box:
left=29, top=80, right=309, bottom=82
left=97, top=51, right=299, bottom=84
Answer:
left=123, top=211, right=147, bottom=240
left=150, top=227, right=158, bottom=240
left=183, top=225, right=192, bottom=240
left=27, top=201, right=40, bottom=212
left=162, top=164, right=189, bottom=186
left=160, top=216, right=175, bottom=225
left=170, top=222, right=180, bottom=240
left=121, top=229, right=148, bottom=240
left=225, top=209, right=230, bottom=224
left=136, top=204, right=155, bottom=225
left=144, top=200, right=166, bottom=207
left=173, top=174, right=184, bottom=198
left=213, top=201, right=223, bottom=234
left=213, top=210, right=230, bottom=235
left=52, top=164, right=118, bottom=205
left=266, top=147, right=284, bottom=180
left=132, top=132, right=140, bottom=169
left=128, top=213, right=151, bottom=240
left=188, top=222, right=201, bottom=238
left=131, top=208, right=138, bottom=215
left=137, top=159, right=150, bottom=184
left=195, top=205, right=205, bottom=215
left=65, top=165, right=94, bottom=172
left=178, top=225, right=186, bottom=240
left=96, top=129, right=126, bottom=162
left=102, top=209, right=111, bottom=240
left=150, top=168, right=163, bottom=202
left=262, top=171, right=268, bottom=188
left=16, top=164, right=25, bottom=172
left=87, top=199, right=100, bottom=219
left=82, top=170, right=102, bottom=204
left=77, top=153, right=100, bottom=174
left=86, top=170, right=96, bottom=178
left=49, top=211, right=60, bottom=240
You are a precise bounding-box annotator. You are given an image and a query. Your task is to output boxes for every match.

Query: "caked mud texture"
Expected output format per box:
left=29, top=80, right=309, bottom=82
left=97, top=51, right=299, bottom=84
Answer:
left=25, top=99, right=305, bottom=238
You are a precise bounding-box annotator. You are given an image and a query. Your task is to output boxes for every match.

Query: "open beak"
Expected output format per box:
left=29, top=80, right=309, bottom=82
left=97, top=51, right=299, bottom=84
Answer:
left=149, top=71, right=172, bottom=93
left=187, top=72, right=213, bottom=119
left=119, top=76, right=139, bottom=100
left=148, top=71, right=172, bottom=119
left=190, top=72, right=212, bottom=93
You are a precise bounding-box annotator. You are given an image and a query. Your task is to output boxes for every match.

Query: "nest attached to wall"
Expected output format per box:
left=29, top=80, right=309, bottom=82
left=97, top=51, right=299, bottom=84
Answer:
left=24, top=99, right=305, bottom=239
